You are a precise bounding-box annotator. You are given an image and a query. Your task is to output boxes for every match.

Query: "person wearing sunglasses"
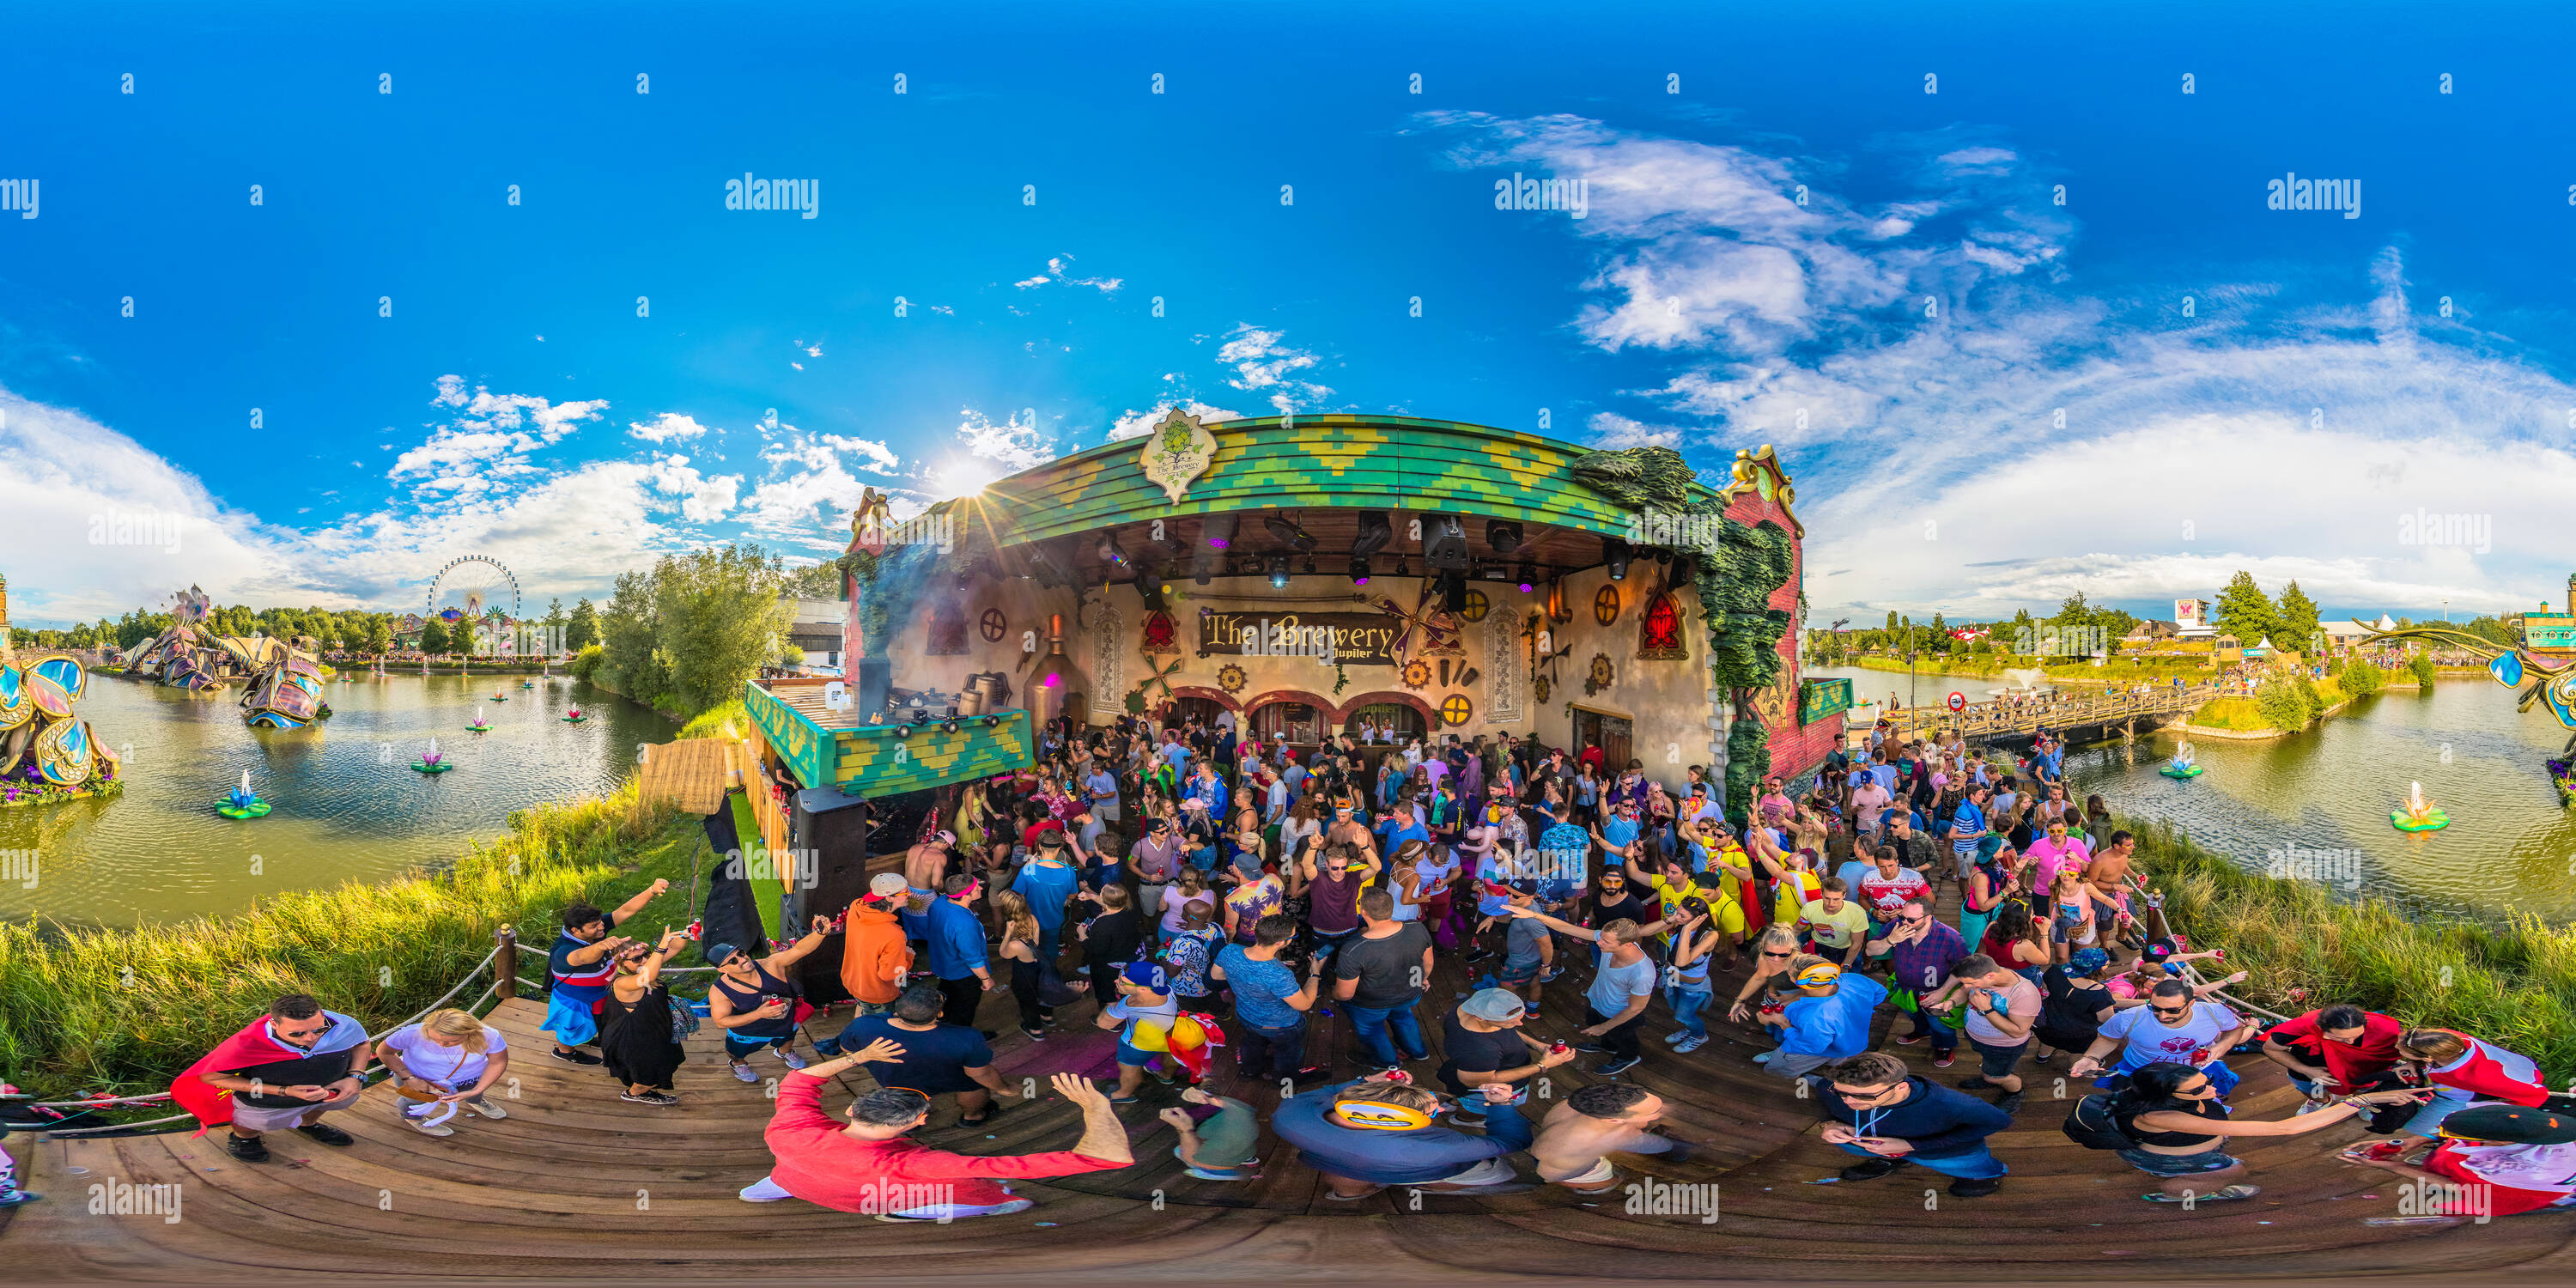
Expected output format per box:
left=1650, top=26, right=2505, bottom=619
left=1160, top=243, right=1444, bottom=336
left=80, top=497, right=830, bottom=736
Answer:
left=2067, top=979, right=2256, bottom=1097
left=1808, top=1051, right=2012, bottom=1199
left=171, top=993, right=374, bottom=1163
left=2105, top=1061, right=2422, bottom=1202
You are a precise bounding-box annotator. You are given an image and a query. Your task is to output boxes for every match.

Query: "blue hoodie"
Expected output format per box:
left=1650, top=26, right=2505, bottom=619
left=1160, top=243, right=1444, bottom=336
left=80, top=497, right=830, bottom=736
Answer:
left=1804, top=1073, right=2012, bottom=1160
left=1778, top=972, right=1888, bottom=1060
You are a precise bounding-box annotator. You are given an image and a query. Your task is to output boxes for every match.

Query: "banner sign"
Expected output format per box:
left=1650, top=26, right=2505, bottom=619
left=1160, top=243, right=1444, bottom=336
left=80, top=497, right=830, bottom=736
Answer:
left=1199, top=611, right=1397, bottom=666
left=1798, top=677, right=1852, bottom=726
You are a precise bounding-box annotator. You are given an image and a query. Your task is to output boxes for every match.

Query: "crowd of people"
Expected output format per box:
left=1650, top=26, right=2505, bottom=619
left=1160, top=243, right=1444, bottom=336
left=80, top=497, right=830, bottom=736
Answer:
left=132, top=712, right=2576, bottom=1225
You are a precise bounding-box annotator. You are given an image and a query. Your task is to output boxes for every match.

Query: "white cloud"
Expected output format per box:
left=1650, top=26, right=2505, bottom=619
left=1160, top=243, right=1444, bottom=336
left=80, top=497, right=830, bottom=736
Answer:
left=924, top=408, right=1056, bottom=499
left=628, top=412, right=711, bottom=443
left=1109, top=400, right=1250, bottom=441
left=1426, top=112, right=2576, bottom=622
left=1013, top=253, right=1123, bottom=295
left=1215, top=324, right=1332, bottom=412
left=734, top=417, right=906, bottom=549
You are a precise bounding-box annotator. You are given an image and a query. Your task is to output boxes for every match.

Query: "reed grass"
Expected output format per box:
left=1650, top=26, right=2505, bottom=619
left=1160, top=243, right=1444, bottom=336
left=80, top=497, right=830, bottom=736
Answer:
left=0, top=785, right=698, bottom=1101
left=677, top=696, right=747, bottom=741
left=2126, top=817, right=2576, bottom=1075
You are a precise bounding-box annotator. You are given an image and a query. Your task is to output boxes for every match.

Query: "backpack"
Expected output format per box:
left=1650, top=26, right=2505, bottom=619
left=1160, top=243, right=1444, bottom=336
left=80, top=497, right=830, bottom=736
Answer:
left=666, top=989, right=703, bottom=1044
left=2061, top=1092, right=2136, bottom=1151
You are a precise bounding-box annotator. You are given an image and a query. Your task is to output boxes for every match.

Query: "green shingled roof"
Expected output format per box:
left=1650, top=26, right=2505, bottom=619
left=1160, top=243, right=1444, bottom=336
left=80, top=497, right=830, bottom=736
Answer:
left=971, top=415, right=1721, bottom=549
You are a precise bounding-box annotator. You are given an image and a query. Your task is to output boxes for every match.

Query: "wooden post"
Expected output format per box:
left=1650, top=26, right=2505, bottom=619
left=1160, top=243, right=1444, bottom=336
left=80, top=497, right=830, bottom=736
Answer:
left=495, top=926, right=519, bottom=1000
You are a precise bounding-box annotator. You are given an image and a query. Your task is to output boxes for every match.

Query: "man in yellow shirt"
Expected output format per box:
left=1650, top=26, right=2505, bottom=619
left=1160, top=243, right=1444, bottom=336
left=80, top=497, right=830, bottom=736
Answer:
left=1625, top=830, right=1747, bottom=974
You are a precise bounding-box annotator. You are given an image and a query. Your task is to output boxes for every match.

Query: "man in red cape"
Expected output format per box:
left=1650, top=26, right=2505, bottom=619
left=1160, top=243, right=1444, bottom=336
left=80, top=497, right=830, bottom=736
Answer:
left=171, top=993, right=373, bottom=1162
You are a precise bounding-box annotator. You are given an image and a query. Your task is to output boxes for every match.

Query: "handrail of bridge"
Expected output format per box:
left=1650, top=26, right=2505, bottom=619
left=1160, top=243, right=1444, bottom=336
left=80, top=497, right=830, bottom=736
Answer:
left=1878, top=682, right=2227, bottom=739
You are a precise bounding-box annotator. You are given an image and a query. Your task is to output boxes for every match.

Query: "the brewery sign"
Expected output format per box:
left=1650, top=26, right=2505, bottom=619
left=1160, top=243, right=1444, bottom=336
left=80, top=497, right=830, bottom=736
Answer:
left=1199, top=611, right=1397, bottom=666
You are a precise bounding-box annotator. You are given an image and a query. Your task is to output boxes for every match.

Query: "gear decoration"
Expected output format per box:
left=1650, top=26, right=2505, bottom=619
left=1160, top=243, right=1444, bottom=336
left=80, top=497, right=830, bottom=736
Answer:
left=1461, top=589, right=1490, bottom=623
left=1534, top=675, right=1552, bottom=703
left=1401, top=658, right=1433, bottom=690
left=1135, top=654, right=1184, bottom=706
left=1586, top=653, right=1615, bottom=696
left=1217, top=663, right=1249, bottom=695
left=979, top=608, right=1007, bottom=642
left=1594, top=585, right=1621, bottom=626
left=1439, top=694, right=1473, bottom=726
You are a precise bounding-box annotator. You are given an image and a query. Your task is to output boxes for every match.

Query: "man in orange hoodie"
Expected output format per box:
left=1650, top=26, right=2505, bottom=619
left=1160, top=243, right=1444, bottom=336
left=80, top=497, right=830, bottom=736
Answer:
left=837, top=872, right=915, bottom=1022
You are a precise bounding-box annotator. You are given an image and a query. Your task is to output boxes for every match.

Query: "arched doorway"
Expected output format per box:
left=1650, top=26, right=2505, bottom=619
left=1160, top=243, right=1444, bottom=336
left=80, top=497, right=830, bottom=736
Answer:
left=1248, top=698, right=1326, bottom=747
left=1173, top=695, right=1231, bottom=731
left=1342, top=698, right=1426, bottom=745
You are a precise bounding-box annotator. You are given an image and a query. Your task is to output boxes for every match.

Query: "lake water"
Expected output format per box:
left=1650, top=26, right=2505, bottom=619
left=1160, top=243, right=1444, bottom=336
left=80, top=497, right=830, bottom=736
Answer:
left=1802, top=663, right=2576, bottom=925
left=1, top=669, right=674, bottom=928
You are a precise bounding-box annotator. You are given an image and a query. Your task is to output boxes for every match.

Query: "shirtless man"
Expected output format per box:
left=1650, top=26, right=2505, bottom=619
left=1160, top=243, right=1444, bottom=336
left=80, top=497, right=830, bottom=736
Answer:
left=1325, top=801, right=1375, bottom=854
left=2082, top=829, right=2138, bottom=945
left=1528, top=1082, right=1692, bottom=1192
left=902, top=830, right=957, bottom=945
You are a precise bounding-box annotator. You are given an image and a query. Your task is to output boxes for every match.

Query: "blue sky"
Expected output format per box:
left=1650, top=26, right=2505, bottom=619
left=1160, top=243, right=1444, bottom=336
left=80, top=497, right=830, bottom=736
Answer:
left=6, top=0, right=2575, bottom=629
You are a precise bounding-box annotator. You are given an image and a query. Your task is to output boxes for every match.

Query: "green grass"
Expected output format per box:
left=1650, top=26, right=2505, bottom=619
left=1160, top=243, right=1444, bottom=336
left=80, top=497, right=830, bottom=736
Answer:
left=2188, top=696, right=2272, bottom=732
left=0, top=785, right=704, bottom=1102
left=677, top=696, right=747, bottom=741
left=2125, top=817, right=2576, bottom=1074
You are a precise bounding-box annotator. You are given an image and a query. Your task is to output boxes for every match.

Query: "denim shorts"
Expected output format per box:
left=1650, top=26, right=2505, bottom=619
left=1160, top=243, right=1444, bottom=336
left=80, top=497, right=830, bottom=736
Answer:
left=2116, top=1146, right=2239, bottom=1177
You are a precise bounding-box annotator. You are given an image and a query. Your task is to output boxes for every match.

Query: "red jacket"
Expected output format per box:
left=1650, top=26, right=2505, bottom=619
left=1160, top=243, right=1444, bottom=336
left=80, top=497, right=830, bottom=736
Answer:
left=764, top=1073, right=1120, bottom=1211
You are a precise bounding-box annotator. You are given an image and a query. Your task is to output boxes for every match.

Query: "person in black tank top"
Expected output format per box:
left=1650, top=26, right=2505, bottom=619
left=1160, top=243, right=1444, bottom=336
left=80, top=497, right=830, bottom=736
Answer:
left=706, top=917, right=837, bottom=1083
left=2109, top=1061, right=2427, bottom=1203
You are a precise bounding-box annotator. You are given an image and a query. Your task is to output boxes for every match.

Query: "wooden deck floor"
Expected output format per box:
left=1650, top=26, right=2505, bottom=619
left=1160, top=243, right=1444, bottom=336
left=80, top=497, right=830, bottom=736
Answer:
left=13, top=878, right=2574, bottom=1284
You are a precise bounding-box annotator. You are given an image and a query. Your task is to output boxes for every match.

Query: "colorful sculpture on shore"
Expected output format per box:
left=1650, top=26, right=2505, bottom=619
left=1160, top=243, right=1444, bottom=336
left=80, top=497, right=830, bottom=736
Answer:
left=2358, top=618, right=2576, bottom=802
left=0, top=653, right=121, bottom=799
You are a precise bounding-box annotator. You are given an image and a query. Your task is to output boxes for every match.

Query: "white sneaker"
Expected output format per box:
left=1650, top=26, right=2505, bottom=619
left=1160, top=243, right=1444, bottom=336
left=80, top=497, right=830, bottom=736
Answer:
left=409, top=1117, right=455, bottom=1137
left=778, top=1048, right=808, bottom=1070
left=732, top=1062, right=760, bottom=1084
left=1663, top=1030, right=1691, bottom=1045
left=1751, top=1050, right=1773, bottom=1065
left=1674, top=1035, right=1709, bottom=1054
left=465, top=1097, right=507, bottom=1120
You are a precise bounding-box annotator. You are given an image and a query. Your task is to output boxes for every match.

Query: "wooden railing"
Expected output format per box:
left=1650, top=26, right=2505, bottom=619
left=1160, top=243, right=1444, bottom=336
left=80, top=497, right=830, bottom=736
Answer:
left=1881, top=682, right=2224, bottom=740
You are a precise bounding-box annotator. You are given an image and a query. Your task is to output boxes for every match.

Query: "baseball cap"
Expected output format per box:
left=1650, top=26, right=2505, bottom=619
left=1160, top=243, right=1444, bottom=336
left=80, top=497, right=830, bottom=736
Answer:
left=2440, top=1105, right=2576, bottom=1145
left=1146, top=817, right=1171, bottom=834
left=1795, top=962, right=1843, bottom=987
left=1460, top=988, right=1528, bottom=1023
left=868, top=872, right=909, bottom=898
left=1121, top=961, right=1170, bottom=992
left=703, top=941, right=743, bottom=969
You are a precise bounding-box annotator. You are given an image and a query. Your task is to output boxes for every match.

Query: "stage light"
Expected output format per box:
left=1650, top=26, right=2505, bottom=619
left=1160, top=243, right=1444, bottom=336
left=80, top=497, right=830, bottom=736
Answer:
left=1349, top=556, right=1371, bottom=586
left=1202, top=513, right=1240, bottom=550
left=1098, top=532, right=1129, bottom=568
left=1393, top=557, right=1409, bottom=578
left=1439, top=570, right=1468, bottom=613
left=1269, top=554, right=1292, bottom=588
left=1605, top=538, right=1632, bottom=581
left=1264, top=513, right=1316, bottom=552
left=1517, top=563, right=1537, bottom=593
left=1486, top=519, right=1524, bottom=555
left=1352, top=512, right=1394, bottom=559
left=1424, top=513, right=1470, bottom=571
left=1303, top=556, right=1317, bottom=575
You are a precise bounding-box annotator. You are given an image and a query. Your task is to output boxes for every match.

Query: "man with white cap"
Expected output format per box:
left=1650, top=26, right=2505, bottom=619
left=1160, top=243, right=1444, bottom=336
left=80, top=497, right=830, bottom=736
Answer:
left=1437, top=987, right=1575, bottom=1126
left=837, top=872, right=915, bottom=1022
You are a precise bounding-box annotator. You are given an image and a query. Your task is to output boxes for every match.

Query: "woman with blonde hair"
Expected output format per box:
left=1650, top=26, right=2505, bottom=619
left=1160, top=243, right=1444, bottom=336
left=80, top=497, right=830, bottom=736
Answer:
left=374, top=1005, right=513, bottom=1136
left=1725, top=926, right=1807, bottom=1026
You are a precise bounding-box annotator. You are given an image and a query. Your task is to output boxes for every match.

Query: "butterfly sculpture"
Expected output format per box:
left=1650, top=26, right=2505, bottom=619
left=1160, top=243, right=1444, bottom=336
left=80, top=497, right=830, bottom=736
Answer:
left=0, top=654, right=118, bottom=790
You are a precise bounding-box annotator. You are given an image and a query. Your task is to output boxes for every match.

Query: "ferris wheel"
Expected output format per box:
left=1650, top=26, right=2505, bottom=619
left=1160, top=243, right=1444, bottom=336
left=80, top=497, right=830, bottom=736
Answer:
left=426, top=556, right=522, bottom=647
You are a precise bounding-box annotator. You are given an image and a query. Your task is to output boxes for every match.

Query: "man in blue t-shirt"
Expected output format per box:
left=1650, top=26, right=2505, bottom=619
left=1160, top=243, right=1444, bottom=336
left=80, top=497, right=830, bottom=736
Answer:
left=923, top=876, right=995, bottom=1033
left=1376, top=799, right=1431, bottom=856
left=1947, top=786, right=1990, bottom=867
left=1209, top=914, right=1330, bottom=1083
left=1592, top=799, right=1641, bottom=856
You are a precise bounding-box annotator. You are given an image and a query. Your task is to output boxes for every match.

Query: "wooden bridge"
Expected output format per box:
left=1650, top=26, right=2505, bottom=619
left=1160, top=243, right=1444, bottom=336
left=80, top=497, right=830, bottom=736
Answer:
left=1879, top=681, right=2226, bottom=744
